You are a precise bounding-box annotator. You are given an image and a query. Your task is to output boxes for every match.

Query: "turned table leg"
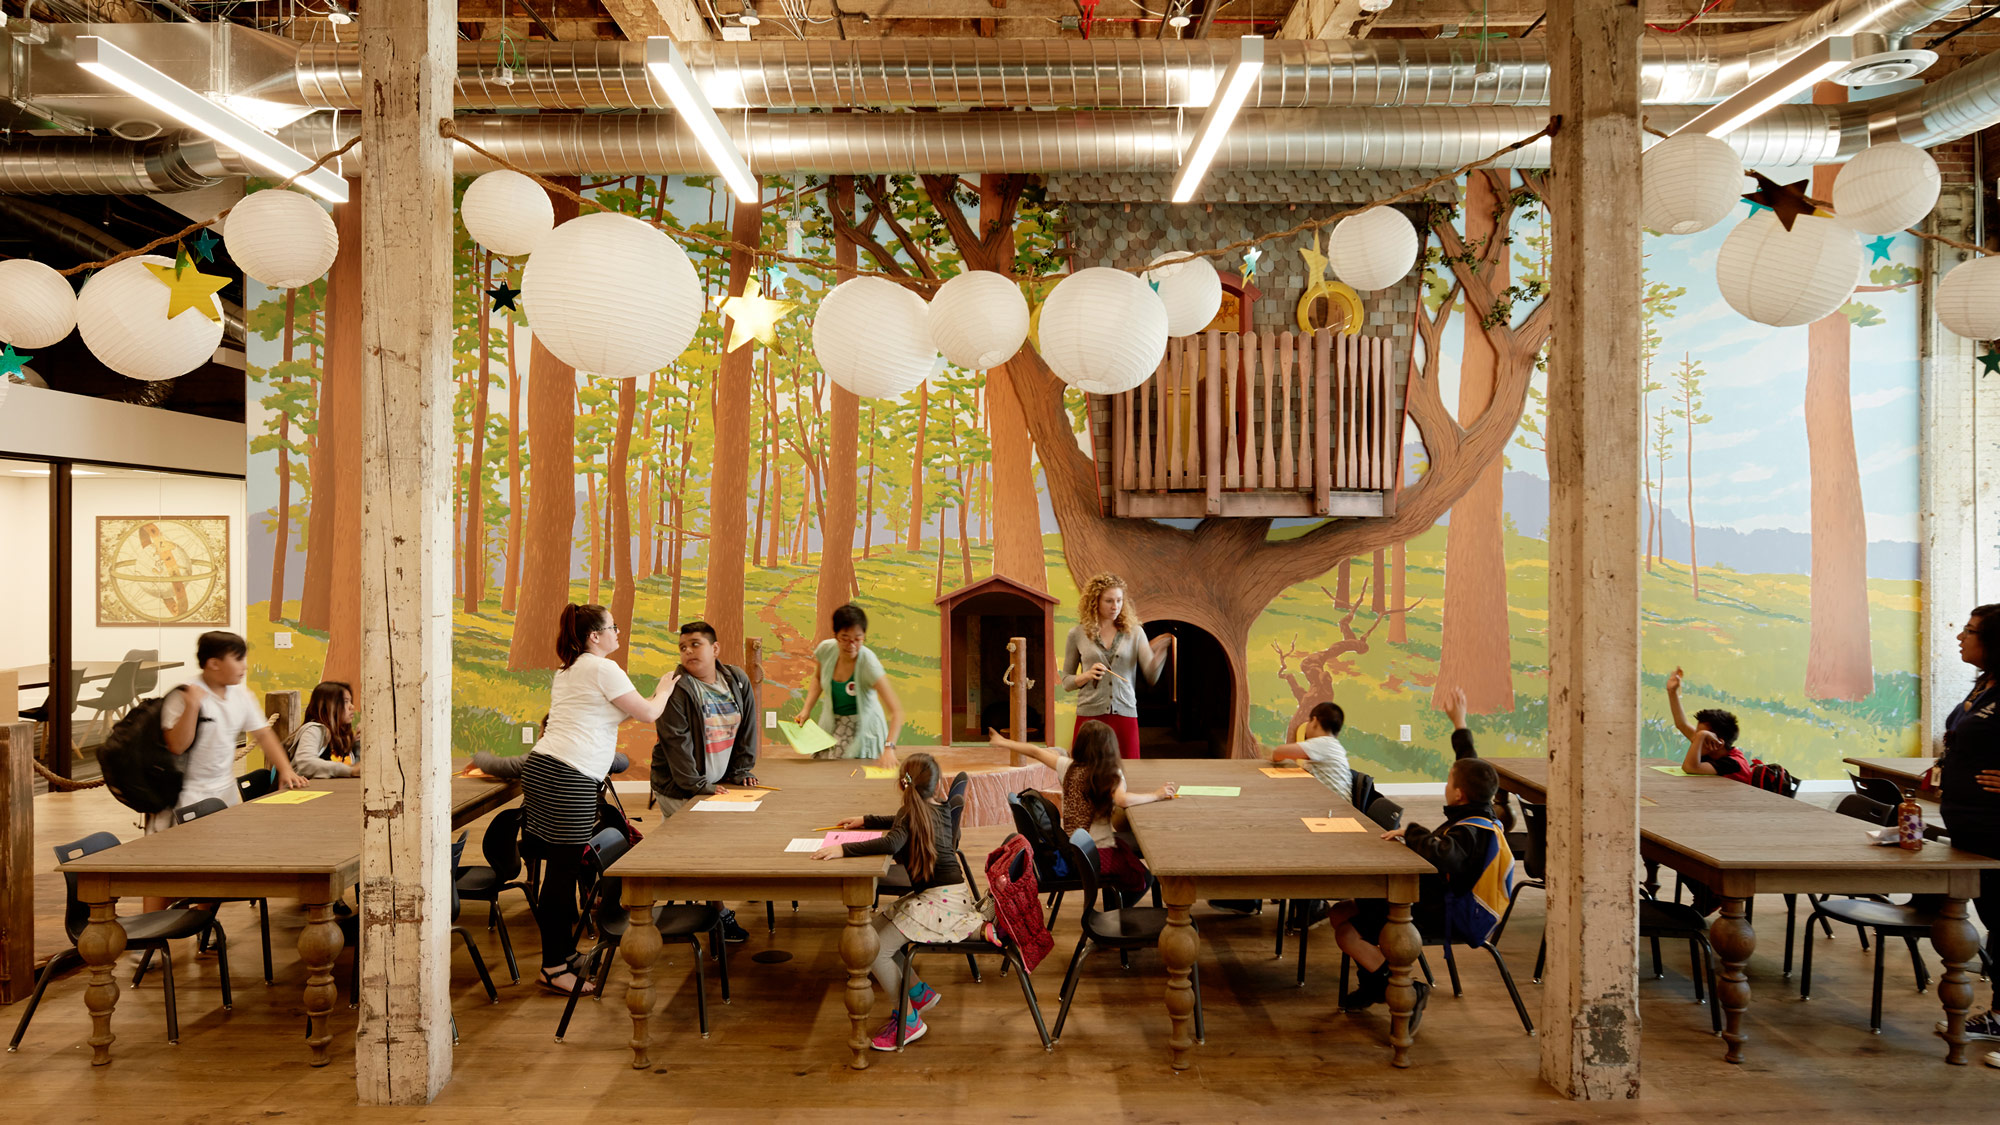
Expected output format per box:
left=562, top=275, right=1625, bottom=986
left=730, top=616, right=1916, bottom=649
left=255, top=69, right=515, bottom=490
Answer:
left=1382, top=899, right=1423, bottom=1069
left=78, top=898, right=127, bottom=1066
left=621, top=902, right=662, bottom=1070
left=1931, top=896, right=1982, bottom=1066
left=1158, top=876, right=1198, bottom=1071
left=298, top=900, right=343, bottom=1066
left=841, top=879, right=880, bottom=1070
left=1711, top=894, right=1755, bottom=1063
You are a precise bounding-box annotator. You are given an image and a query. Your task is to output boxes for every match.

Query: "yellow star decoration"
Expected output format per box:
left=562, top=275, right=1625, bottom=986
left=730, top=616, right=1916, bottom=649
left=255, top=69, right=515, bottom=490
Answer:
left=718, top=277, right=797, bottom=352
left=144, top=256, right=229, bottom=323
left=1299, top=228, right=1331, bottom=285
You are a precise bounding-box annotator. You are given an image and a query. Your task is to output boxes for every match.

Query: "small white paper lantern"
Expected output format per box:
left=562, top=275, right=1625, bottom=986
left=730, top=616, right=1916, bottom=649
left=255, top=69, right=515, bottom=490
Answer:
left=1328, top=207, right=1419, bottom=292
left=75, top=255, right=224, bottom=381
left=223, top=189, right=338, bottom=290
left=1935, top=255, right=2000, bottom=339
left=1831, top=141, right=1941, bottom=236
left=521, top=212, right=702, bottom=379
left=0, top=259, right=78, bottom=348
left=1641, top=132, right=1745, bottom=236
left=1035, top=267, right=1170, bottom=395
left=1715, top=212, right=1864, bottom=328
left=462, top=169, right=556, bottom=257
left=928, top=270, right=1028, bottom=370
left=1144, top=252, right=1223, bottom=337
left=814, top=276, right=937, bottom=399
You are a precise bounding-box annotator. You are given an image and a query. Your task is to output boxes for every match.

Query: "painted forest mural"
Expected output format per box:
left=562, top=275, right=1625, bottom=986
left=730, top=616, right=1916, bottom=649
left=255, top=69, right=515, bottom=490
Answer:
left=243, top=167, right=1924, bottom=781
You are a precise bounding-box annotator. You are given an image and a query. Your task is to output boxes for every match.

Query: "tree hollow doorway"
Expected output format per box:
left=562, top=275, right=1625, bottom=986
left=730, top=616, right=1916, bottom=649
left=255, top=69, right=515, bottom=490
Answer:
left=1135, top=620, right=1232, bottom=759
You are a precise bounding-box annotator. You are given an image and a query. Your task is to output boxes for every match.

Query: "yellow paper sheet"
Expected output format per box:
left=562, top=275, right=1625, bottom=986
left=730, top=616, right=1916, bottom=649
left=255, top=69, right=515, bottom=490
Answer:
left=259, top=789, right=331, bottom=805
left=1650, top=765, right=1695, bottom=777
left=862, top=766, right=897, bottom=780
left=1639, top=796, right=1658, bottom=807
left=777, top=719, right=837, bottom=756
left=1302, top=817, right=1364, bottom=833
left=1260, top=767, right=1311, bottom=778
left=705, top=788, right=763, bottom=803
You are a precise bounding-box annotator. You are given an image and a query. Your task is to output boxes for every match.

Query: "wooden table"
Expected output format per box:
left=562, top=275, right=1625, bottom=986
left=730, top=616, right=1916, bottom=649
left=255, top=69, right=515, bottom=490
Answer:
left=1121, top=760, right=1437, bottom=1070
left=58, top=773, right=519, bottom=1067
left=1844, top=756, right=1939, bottom=800
left=1487, top=756, right=1999, bottom=1066
left=4, top=661, right=184, bottom=691
left=608, top=761, right=894, bottom=1070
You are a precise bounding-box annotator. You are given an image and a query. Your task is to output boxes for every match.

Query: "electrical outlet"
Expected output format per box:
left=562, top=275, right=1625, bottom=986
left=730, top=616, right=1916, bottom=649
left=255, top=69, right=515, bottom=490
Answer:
left=520, top=725, right=536, bottom=744
left=274, top=631, right=292, bottom=649
left=1399, top=724, right=1412, bottom=742
left=765, top=710, right=778, bottom=728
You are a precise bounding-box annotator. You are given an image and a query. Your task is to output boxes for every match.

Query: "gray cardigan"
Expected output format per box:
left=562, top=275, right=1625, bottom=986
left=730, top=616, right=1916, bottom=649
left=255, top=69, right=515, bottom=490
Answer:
left=651, top=662, right=760, bottom=801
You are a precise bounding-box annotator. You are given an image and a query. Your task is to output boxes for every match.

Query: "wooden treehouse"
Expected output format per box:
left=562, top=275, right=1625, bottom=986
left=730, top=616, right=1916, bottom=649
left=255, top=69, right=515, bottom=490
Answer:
left=1092, top=330, right=1404, bottom=520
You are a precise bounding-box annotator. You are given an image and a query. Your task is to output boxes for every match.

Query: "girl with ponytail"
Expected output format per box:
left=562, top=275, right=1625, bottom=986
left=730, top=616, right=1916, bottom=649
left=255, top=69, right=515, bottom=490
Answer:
left=815, top=752, right=993, bottom=1050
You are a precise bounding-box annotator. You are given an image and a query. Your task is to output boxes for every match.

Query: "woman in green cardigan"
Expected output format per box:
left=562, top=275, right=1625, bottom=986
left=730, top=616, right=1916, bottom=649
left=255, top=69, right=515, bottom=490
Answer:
left=796, top=603, right=906, bottom=765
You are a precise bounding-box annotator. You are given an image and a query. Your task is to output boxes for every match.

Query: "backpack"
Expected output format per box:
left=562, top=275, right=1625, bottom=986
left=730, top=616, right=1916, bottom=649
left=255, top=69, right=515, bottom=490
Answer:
left=97, top=695, right=184, bottom=814
left=1008, top=788, right=1071, bottom=879
left=1746, top=760, right=1800, bottom=798
left=1441, top=815, right=1517, bottom=948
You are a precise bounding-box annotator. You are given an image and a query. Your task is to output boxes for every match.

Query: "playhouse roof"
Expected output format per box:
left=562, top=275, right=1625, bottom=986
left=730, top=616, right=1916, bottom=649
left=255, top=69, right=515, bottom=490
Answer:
left=933, top=573, right=1061, bottom=608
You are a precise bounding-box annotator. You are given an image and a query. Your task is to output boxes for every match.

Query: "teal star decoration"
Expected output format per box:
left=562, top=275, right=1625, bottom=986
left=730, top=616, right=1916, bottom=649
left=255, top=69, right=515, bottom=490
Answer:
left=191, top=228, right=222, bottom=263
left=1242, top=246, right=1262, bottom=278
left=1744, top=199, right=1772, bottom=218
left=1865, top=234, right=1896, bottom=262
left=0, top=344, right=30, bottom=377
left=1980, top=347, right=2000, bottom=377
left=1147, top=277, right=1161, bottom=293
left=487, top=281, right=522, bottom=312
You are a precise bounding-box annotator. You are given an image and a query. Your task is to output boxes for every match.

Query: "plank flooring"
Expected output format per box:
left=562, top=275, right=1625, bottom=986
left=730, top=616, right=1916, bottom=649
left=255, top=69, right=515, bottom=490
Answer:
left=4, top=784, right=1996, bottom=1121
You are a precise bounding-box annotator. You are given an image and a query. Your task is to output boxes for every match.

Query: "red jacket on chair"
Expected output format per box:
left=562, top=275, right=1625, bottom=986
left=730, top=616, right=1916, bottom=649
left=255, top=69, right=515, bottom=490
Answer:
left=985, top=834, right=1054, bottom=972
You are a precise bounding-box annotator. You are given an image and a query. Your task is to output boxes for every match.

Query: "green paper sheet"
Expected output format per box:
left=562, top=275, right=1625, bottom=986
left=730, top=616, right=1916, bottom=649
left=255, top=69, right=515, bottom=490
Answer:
left=777, top=719, right=837, bottom=755
left=1649, top=765, right=1695, bottom=777
left=1178, top=785, right=1241, bottom=797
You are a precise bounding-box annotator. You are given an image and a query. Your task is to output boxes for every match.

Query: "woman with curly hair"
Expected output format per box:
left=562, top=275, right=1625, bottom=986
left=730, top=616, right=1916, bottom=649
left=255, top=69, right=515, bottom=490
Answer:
left=1060, top=572, right=1173, bottom=760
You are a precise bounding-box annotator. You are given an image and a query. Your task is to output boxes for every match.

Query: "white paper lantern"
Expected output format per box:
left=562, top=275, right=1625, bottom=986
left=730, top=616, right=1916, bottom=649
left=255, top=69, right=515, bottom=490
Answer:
left=75, top=255, right=224, bottom=381
left=521, top=212, right=702, bottom=379
left=1328, top=207, right=1419, bottom=292
left=1035, top=267, right=1170, bottom=395
left=1935, top=255, right=2000, bottom=339
left=1715, top=212, right=1864, bottom=328
left=1144, top=252, right=1223, bottom=337
left=1831, top=141, right=1941, bottom=236
left=813, top=276, right=937, bottom=399
left=1641, top=132, right=1745, bottom=236
left=462, top=170, right=556, bottom=257
left=928, top=270, right=1029, bottom=370
left=0, top=259, right=78, bottom=348
left=223, top=190, right=338, bottom=290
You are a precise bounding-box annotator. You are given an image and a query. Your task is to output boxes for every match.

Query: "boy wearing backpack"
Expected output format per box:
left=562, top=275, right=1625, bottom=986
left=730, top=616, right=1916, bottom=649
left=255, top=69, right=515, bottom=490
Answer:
left=1665, top=666, right=1754, bottom=784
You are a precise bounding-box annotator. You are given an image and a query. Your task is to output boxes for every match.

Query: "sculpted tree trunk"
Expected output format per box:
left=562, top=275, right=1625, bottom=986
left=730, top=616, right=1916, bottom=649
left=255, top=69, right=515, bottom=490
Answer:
left=707, top=195, right=763, bottom=665
left=1274, top=582, right=1396, bottom=740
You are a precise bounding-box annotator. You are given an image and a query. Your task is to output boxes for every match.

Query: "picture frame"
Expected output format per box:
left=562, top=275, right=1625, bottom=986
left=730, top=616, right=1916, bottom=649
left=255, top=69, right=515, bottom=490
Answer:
left=95, top=515, right=231, bottom=627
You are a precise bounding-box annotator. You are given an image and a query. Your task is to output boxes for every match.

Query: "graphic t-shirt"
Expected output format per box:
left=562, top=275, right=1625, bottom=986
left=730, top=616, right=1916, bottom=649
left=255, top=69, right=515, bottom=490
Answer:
left=695, top=677, right=741, bottom=786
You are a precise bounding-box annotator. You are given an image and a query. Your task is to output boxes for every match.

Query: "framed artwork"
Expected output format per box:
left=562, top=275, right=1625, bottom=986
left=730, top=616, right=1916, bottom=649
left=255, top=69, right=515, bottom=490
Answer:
left=95, top=516, right=231, bottom=627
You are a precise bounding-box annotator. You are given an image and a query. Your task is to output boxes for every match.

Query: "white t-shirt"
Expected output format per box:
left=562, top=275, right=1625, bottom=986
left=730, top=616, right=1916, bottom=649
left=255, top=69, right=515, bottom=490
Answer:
left=160, top=681, right=269, bottom=805
left=533, top=652, right=640, bottom=780
left=1297, top=735, right=1352, bottom=803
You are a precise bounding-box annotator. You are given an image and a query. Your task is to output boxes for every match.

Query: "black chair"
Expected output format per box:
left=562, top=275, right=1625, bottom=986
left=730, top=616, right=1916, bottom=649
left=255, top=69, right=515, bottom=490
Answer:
left=237, top=768, right=278, bottom=803
left=1341, top=900, right=1536, bottom=1034
left=556, top=828, right=730, bottom=1042
left=448, top=834, right=501, bottom=1002
left=1492, top=800, right=1549, bottom=981
left=132, top=797, right=275, bottom=984
left=453, top=807, right=535, bottom=983
left=1008, top=789, right=1087, bottom=929
left=1052, top=830, right=1204, bottom=1044
left=20, top=664, right=84, bottom=725
left=1849, top=773, right=1905, bottom=808
left=1639, top=898, right=1723, bottom=1034
left=889, top=832, right=1053, bottom=1051
left=10, top=832, right=232, bottom=1051
left=1797, top=793, right=1947, bottom=1034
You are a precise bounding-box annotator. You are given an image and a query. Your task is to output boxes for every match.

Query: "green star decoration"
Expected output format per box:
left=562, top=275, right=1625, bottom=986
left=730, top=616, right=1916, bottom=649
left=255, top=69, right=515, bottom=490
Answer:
left=1865, top=234, right=1896, bottom=262
left=192, top=228, right=222, bottom=263
left=487, top=281, right=522, bottom=312
left=1242, top=246, right=1262, bottom=279
left=0, top=344, right=30, bottom=377
left=1980, top=347, right=2000, bottom=377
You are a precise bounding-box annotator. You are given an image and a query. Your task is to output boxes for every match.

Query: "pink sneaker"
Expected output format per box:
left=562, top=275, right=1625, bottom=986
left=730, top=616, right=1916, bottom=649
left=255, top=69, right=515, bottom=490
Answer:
left=910, top=984, right=941, bottom=1013
left=870, top=1012, right=927, bottom=1051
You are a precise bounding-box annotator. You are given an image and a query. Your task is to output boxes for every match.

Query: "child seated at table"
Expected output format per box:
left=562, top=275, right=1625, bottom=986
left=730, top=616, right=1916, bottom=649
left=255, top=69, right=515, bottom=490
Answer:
left=1264, top=701, right=1351, bottom=800
left=988, top=722, right=1177, bottom=905
left=287, top=681, right=359, bottom=779
left=1665, top=666, right=1751, bottom=782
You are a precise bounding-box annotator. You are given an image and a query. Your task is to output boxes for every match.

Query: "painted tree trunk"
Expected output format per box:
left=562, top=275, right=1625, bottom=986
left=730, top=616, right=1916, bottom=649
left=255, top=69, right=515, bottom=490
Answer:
left=637, top=372, right=656, bottom=580
left=586, top=457, right=601, bottom=606
left=609, top=378, right=636, bottom=668
left=754, top=348, right=771, bottom=568
left=501, top=315, right=523, bottom=614
left=1372, top=550, right=1386, bottom=613
left=1390, top=540, right=1408, bottom=643
left=269, top=287, right=296, bottom=623
left=707, top=197, right=763, bottom=664
left=464, top=251, right=493, bottom=612
left=862, top=404, right=878, bottom=560
left=978, top=180, right=1047, bottom=590
left=1684, top=374, right=1700, bottom=601
left=906, top=383, right=928, bottom=552
left=319, top=178, right=365, bottom=685
left=1336, top=559, right=1351, bottom=607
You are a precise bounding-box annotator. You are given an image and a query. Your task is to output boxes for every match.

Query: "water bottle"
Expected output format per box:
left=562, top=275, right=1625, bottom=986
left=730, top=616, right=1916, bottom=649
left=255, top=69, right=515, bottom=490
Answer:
left=1896, top=787, right=1925, bottom=851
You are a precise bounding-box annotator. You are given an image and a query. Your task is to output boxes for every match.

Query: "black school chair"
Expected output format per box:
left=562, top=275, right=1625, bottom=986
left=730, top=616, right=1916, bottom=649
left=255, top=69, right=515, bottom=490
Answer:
left=1052, top=830, right=1204, bottom=1044
left=133, top=798, right=275, bottom=985
left=453, top=807, right=534, bottom=983
left=889, top=837, right=1052, bottom=1051
left=1008, top=789, right=1088, bottom=929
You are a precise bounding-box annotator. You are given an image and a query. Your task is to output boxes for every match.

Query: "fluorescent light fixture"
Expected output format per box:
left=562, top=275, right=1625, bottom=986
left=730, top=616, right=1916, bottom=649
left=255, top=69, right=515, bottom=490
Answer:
left=1170, top=36, right=1264, bottom=204
left=215, top=95, right=319, bottom=134
left=75, top=36, right=348, bottom=203
left=1672, top=36, right=1857, bottom=139
left=645, top=37, right=759, bottom=202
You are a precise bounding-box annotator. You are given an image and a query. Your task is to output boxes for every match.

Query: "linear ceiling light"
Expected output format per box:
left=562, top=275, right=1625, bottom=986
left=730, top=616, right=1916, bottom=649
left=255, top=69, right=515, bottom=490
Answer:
left=645, top=37, right=759, bottom=201
left=75, top=36, right=347, bottom=203
left=1171, top=36, right=1265, bottom=204
left=1671, top=36, right=1857, bottom=139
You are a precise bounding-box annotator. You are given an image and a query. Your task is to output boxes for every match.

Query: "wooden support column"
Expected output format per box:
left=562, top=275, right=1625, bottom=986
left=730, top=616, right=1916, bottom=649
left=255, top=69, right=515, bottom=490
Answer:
left=0, top=721, right=32, bottom=1004
left=264, top=690, right=302, bottom=746
left=1539, top=0, right=1642, bottom=1100
left=354, top=0, right=457, bottom=1105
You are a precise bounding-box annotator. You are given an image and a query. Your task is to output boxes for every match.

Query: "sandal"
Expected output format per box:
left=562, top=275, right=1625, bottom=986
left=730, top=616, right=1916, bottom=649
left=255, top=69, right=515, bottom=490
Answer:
left=537, top=968, right=594, bottom=996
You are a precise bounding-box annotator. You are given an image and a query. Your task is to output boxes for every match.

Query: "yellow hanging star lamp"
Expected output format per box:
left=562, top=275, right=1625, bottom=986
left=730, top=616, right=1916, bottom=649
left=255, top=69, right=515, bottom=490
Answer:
left=1296, top=229, right=1364, bottom=336
left=717, top=276, right=797, bottom=352
left=144, top=248, right=229, bottom=323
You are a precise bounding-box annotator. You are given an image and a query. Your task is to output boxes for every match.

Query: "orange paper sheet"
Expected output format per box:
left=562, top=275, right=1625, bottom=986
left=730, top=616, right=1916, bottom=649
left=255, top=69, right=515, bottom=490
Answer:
left=1302, top=817, right=1364, bottom=833
left=1260, top=767, right=1311, bottom=778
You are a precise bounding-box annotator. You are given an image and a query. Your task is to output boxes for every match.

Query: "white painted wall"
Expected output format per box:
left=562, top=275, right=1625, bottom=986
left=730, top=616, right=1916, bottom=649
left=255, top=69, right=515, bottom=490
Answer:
left=0, top=474, right=50, bottom=707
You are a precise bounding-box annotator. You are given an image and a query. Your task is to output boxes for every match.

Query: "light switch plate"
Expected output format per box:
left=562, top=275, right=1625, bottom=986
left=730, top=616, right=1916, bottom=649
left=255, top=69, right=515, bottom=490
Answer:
left=765, top=710, right=778, bottom=728
left=1399, top=724, right=1412, bottom=742
left=274, top=631, right=292, bottom=649
left=521, top=726, right=535, bottom=744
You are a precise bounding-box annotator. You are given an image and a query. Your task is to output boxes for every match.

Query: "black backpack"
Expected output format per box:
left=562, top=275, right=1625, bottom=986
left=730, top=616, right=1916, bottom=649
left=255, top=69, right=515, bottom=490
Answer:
left=97, top=695, right=184, bottom=814
left=1008, top=788, right=1071, bottom=878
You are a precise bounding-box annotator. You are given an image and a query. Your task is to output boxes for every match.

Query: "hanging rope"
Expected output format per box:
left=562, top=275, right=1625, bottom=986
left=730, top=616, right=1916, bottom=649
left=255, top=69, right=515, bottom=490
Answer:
left=30, top=756, right=105, bottom=791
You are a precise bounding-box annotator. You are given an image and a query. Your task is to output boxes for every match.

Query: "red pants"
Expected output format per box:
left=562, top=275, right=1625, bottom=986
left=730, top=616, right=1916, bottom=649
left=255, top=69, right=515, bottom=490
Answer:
left=1075, top=713, right=1142, bottom=760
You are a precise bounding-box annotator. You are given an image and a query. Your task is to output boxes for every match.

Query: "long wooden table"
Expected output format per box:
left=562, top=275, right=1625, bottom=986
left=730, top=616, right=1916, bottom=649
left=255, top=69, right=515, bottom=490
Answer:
left=4, top=660, right=184, bottom=691
left=1122, top=760, right=1437, bottom=1070
left=608, top=762, right=895, bottom=1070
left=58, top=773, right=519, bottom=1067
left=1487, top=756, right=1999, bottom=1066
left=1844, top=755, right=1940, bottom=800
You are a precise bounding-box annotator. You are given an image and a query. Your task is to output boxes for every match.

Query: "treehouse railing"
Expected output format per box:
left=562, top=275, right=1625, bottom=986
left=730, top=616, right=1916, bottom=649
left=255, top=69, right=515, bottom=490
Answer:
left=1108, top=330, right=1399, bottom=519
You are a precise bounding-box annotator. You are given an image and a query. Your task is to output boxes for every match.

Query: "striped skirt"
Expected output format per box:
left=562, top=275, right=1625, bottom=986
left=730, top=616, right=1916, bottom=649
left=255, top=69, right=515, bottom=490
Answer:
left=519, top=751, right=601, bottom=846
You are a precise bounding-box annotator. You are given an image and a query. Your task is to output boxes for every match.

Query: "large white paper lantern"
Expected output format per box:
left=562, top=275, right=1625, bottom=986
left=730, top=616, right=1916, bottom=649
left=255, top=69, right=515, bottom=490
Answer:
left=461, top=169, right=556, bottom=257
left=1935, top=255, right=2000, bottom=339
left=0, top=259, right=78, bottom=348
left=1715, top=212, right=1864, bottom=327
left=1035, top=267, right=1170, bottom=395
left=1144, top=252, right=1223, bottom=337
left=1831, top=141, right=1940, bottom=236
left=928, top=270, right=1028, bottom=370
left=223, top=190, right=338, bottom=289
left=521, top=212, right=702, bottom=379
left=75, top=255, right=224, bottom=381
left=1641, top=132, right=1744, bottom=235
left=1328, top=207, right=1419, bottom=292
left=814, top=276, right=936, bottom=399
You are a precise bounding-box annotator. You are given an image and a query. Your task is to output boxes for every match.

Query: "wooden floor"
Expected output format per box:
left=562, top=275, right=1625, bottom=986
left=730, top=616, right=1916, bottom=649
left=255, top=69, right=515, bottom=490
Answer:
left=5, top=785, right=1996, bottom=1122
